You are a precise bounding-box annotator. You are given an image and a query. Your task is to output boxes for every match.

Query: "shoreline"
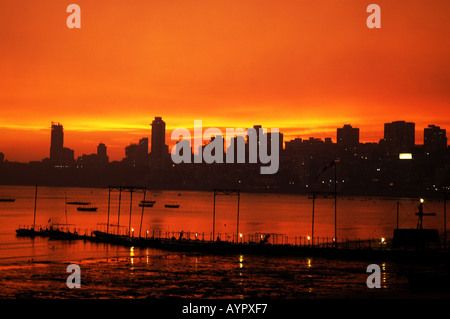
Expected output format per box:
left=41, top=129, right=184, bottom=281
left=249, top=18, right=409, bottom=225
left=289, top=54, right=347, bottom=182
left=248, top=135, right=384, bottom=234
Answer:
left=0, top=183, right=446, bottom=201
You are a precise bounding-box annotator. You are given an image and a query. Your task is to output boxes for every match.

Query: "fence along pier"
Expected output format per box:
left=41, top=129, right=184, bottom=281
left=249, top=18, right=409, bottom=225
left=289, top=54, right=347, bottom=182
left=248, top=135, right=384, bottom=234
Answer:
left=15, top=186, right=449, bottom=262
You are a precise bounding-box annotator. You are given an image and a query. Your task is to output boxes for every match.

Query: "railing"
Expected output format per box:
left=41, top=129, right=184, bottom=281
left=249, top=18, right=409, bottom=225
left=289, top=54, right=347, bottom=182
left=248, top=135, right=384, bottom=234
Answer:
left=17, top=224, right=450, bottom=252
left=134, top=230, right=385, bottom=249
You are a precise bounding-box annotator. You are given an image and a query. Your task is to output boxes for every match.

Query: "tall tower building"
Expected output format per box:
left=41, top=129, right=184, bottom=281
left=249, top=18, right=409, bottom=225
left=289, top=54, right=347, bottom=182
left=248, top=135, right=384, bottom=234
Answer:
left=150, top=117, right=168, bottom=169
left=50, top=122, right=64, bottom=163
left=97, top=143, right=109, bottom=164
left=383, top=121, right=415, bottom=154
left=424, top=125, right=447, bottom=154
left=337, top=124, right=359, bottom=149
left=49, top=122, right=75, bottom=166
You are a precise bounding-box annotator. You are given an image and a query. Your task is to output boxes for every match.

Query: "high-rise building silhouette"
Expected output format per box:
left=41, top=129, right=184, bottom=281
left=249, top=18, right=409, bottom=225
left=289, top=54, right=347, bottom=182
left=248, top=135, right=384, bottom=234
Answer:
left=383, top=121, right=415, bottom=154
left=424, top=125, right=447, bottom=154
left=138, top=137, right=149, bottom=164
left=50, top=122, right=64, bottom=163
left=150, top=117, right=169, bottom=169
left=0, top=152, right=4, bottom=163
left=125, top=143, right=139, bottom=165
left=97, top=143, right=109, bottom=165
left=337, top=124, right=359, bottom=149
left=49, top=122, right=74, bottom=166
left=125, top=138, right=149, bottom=166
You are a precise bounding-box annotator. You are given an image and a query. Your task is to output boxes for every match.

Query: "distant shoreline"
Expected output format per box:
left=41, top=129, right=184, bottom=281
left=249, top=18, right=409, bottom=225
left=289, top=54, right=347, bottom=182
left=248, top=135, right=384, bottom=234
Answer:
left=0, top=182, right=446, bottom=202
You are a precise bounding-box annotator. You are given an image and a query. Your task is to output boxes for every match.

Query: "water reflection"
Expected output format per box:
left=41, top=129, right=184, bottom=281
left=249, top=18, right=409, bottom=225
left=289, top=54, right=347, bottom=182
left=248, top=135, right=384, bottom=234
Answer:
left=0, top=186, right=444, bottom=297
left=130, top=246, right=135, bottom=260
left=0, top=248, right=414, bottom=298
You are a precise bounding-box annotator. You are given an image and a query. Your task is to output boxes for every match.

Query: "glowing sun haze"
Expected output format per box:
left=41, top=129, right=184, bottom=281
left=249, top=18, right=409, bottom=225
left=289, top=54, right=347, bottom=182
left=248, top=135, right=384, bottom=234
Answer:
left=0, top=0, right=449, bottom=162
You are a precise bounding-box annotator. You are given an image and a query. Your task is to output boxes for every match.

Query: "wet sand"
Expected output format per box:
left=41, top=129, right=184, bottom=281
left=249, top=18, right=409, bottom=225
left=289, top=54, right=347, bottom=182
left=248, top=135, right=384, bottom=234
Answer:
left=0, top=248, right=430, bottom=299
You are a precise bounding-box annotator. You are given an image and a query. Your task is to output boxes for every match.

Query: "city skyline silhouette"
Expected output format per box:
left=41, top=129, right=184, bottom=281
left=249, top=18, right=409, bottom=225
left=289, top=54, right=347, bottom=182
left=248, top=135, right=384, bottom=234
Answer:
left=1, top=1, right=449, bottom=163
left=0, top=118, right=448, bottom=164
left=0, top=117, right=448, bottom=198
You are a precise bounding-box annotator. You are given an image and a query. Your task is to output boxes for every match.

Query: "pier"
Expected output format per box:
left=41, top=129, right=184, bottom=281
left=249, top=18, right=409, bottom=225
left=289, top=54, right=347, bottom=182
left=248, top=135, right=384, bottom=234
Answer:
left=15, top=186, right=450, bottom=263
left=15, top=223, right=450, bottom=263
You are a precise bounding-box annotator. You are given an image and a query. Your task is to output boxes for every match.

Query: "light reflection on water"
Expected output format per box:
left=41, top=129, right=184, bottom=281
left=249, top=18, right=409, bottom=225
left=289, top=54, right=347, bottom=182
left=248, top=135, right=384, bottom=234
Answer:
left=0, top=185, right=444, bottom=298
left=0, top=245, right=412, bottom=298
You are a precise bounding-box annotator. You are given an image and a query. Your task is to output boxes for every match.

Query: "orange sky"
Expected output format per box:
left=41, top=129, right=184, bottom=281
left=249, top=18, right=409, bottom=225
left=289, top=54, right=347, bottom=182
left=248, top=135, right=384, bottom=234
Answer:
left=0, top=0, right=449, bottom=162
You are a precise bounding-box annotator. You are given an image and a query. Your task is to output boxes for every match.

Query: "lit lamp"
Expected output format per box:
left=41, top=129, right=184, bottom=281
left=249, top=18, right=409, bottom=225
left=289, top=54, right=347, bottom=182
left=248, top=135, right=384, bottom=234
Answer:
left=380, top=237, right=386, bottom=250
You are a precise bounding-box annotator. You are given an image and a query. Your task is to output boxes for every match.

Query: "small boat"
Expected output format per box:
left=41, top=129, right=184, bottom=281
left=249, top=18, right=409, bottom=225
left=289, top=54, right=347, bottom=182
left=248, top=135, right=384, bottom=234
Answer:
left=165, top=202, right=180, bottom=208
left=141, top=200, right=156, bottom=204
left=0, top=197, right=15, bottom=202
left=139, top=201, right=155, bottom=207
left=77, top=205, right=98, bottom=212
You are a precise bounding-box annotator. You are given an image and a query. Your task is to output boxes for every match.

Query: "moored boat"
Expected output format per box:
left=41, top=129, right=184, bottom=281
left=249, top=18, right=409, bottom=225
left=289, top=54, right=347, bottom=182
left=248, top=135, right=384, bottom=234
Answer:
left=165, top=201, right=180, bottom=208
left=0, top=198, right=15, bottom=202
left=77, top=205, right=98, bottom=212
left=139, top=200, right=156, bottom=207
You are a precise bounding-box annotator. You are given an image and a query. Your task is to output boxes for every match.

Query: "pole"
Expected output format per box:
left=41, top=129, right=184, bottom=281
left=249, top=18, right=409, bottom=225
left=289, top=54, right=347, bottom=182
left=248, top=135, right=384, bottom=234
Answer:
left=129, top=188, right=133, bottom=237
left=444, top=193, right=447, bottom=251
left=33, top=184, right=37, bottom=231
left=236, top=192, right=240, bottom=243
left=213, top=191, right=216, bottom=242
left=312, top=193, right=315, bottom=246
left=65, top=193, right=68, bottom=226
left=107, top=186, right=111, bottom=234
left=139, top=189, right=146, bottom=238
left=334, top=161, right=337, bottom=248
left=396, top=201, right=399, bottom=229
left=117, top=187, right=122, bottom=235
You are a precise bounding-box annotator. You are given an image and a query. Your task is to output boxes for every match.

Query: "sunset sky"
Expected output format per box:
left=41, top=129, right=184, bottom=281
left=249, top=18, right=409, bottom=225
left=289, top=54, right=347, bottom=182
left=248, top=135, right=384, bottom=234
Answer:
left=1, top=0, right=449, bottom=162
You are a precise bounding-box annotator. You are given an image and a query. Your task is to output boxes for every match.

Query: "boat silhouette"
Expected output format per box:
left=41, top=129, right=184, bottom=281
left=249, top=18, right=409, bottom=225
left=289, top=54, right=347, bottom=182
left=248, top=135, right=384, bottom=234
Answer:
left=77, top=205, right=98, bottom=212
left=0, top=197, right=15, bottom=202
left=165, top=201, right=180, bottom=208
left=139, top=200, right=156, bottom=207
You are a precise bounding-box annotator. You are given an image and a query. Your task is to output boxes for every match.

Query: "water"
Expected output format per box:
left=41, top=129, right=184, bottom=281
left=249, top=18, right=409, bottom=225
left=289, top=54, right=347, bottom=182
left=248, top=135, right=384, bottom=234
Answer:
left=0, top=185, right=446, bottom=298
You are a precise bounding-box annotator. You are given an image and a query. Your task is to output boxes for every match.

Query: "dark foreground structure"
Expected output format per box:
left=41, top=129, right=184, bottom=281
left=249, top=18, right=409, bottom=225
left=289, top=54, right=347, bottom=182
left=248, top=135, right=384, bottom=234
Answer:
left=15, top=224, right=450, bottom=265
